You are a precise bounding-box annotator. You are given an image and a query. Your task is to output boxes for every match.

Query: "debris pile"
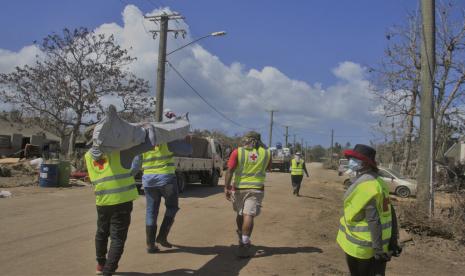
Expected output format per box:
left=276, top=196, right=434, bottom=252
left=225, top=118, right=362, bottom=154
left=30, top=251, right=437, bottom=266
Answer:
left=0, top=166, right=12, bottom=177
left=399, top=198, right=465, bottom=242
left=0, top=158, right=37, bottom=177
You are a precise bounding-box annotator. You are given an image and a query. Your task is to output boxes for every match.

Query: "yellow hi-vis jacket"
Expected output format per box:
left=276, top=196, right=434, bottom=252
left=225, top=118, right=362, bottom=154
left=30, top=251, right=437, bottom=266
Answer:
left=336, top=175, right=392, bottom=259
left=234, top=147, right=270, bottom=189
left=85, top=151, right=138, bottom=206
left=291, top=159, right=304, bottom=176
left=142, top=143, right=176, bottom=175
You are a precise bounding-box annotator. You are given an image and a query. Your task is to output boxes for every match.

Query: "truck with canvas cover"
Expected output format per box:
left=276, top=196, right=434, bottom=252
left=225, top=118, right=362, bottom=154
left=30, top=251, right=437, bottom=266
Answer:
left=270, top=145, right=292, bottom=172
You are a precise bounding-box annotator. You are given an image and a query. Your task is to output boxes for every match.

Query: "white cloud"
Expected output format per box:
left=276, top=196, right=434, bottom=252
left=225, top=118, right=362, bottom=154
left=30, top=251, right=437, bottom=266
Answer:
left=0, top=5, right=379, bottom=145
left=0, top=45, right=41, bottom=73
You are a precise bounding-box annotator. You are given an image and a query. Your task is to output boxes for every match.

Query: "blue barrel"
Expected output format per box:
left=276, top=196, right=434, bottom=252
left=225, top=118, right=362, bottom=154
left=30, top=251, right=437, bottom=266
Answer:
left=39, top=164, right=59, bottom=187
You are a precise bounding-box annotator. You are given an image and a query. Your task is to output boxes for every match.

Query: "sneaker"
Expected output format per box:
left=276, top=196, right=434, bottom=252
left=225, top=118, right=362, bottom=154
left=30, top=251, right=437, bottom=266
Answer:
left=237, top=243, right=252, bottom=258
left=96, top=264, right=104, bottom=275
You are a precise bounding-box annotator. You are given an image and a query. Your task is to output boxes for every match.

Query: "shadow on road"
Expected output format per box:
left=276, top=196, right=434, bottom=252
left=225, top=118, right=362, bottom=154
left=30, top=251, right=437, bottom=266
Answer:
left=179, top=185, right=223, bottom=199
left=299, top=195, right=324, bottom=200
left=117, top=244, right=322, bottom=276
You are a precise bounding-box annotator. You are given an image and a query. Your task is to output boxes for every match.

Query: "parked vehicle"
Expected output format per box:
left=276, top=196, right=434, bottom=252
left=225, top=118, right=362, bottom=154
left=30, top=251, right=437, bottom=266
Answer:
left=270, top=145, right=292, bottom=172
left=136, top=136, right=224, bottom=193
left=337, top=158, right=349, bottom=176
left=343, top=167, right=417, bottom=198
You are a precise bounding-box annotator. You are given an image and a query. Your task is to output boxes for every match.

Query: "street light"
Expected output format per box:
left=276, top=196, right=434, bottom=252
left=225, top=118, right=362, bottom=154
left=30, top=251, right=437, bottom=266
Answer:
left=154, top=31, right=226, bottom=122
left=167, top=31, right=227, bottom=56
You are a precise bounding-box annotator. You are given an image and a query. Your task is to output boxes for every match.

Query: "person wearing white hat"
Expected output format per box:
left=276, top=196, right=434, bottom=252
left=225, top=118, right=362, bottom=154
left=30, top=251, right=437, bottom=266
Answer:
left=289, top=152, right=309, bottom=196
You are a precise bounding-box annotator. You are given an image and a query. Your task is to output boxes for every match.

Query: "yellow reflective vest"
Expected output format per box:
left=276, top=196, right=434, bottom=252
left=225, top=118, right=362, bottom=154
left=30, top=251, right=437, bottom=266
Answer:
left=85, top=151, right=138, bottom=206
left=336, top=175, right=392, bottom=259
left=234, top=147, right=270, bottom=189
left=142, top=144, right=176, bottom=175
left=291, top=159, right=304, bottom=176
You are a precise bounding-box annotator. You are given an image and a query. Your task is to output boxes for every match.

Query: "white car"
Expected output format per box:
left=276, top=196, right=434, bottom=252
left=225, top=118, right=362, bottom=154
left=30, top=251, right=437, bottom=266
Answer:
left=343, top=167, right=417, bottom=198
left=337, top=159, right=349, bottom=176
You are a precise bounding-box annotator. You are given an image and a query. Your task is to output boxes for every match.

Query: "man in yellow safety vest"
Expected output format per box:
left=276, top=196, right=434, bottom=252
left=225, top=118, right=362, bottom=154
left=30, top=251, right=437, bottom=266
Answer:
left=224, top=131, right=271, bottom=258
left=85, top=124, right=156, bottom=276
left=289, top=152, right=309, bottom=196
left=131, top=138, right=191, bottom=254
left=336, top=144, right=402, bottom=276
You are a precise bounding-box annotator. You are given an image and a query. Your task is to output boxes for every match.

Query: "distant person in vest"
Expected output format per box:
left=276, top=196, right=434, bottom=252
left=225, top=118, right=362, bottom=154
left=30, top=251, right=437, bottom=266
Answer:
left=224, top=131, right=271, bottom=258
left=336, top=144, right=402, bottom=276
left=84, top=124, right=156, bottom=276
left=289, top=152, right=309, bottom=196
left=131, top=110, right=192, bottom=254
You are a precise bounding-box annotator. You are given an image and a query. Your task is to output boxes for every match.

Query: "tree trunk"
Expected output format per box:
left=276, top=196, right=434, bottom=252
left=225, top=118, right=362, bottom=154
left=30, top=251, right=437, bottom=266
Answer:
left=67, top=113, right=82, bottom=158
left=402, top=88, right=418, bottom=176
left=402, top=112, right=415, bottom=175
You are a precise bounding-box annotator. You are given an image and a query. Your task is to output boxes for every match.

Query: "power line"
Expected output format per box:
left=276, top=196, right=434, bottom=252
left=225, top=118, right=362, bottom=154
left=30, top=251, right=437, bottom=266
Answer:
left=166, top=60, right=255, bottom=130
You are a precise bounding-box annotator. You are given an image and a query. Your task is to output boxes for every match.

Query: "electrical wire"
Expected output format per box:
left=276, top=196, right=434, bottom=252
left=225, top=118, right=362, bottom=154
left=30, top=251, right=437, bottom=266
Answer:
left=166, top=60, right=256, bottom=130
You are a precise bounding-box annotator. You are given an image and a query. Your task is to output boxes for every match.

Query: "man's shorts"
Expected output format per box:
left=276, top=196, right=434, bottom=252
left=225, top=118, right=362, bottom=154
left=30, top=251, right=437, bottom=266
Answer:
left=232, top=189, right=264, bottom=216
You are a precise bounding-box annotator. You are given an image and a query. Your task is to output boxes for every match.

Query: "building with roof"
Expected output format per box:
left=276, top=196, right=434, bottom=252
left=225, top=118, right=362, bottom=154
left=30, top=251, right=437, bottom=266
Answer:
left=0, top=117, right=60, bottom=157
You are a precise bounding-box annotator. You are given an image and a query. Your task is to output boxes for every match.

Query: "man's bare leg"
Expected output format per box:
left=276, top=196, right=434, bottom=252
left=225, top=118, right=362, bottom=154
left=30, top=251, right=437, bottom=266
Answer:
left=236, top=215, right=243, bottom=243
left=237, top=214, right=254, bottom=258
left=241, top=214, right=254, bottom=243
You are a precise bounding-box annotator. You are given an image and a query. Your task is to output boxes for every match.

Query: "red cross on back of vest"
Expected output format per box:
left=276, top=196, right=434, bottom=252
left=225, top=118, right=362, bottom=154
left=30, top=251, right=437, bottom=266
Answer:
left=248, top=152, right=258, bottom=162
left=93, top=158, right=107, bottom=170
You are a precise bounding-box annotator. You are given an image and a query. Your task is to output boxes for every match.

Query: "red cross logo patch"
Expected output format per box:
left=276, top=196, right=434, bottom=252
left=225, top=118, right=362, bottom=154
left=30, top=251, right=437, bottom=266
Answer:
left=93, top=158, right=107, bottom=171
left=248, top=152, right=259, bottom=162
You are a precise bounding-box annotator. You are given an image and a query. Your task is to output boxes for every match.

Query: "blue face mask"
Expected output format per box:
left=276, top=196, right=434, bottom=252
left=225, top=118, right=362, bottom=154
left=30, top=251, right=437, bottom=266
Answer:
left=348, top=158, right=363, bottom=171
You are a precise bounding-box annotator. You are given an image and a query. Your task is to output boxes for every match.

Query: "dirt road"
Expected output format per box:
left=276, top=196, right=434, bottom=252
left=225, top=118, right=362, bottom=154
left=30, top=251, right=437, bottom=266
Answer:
left=1, top=163, right=464, bottom=275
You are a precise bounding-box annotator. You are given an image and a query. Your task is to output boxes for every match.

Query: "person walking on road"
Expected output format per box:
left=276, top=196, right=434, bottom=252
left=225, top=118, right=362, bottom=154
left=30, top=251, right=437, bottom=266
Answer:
left=336, top=144, right=402, bottom=276
left=84, top=124, right=156, bottom=276
left=289, top=152, right=309, bottom=196
left=131, top=138, right=191, bottom=253
left=224, top=131, right=271, bottom=258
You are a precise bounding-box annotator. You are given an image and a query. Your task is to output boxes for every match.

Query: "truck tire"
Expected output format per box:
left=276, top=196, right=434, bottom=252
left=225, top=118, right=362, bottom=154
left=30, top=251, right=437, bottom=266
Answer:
left=177, top=173, right=187, bottom=193
left=200, top=173, right=209, bottom=185
left=208, top=170, right=219, bottom=187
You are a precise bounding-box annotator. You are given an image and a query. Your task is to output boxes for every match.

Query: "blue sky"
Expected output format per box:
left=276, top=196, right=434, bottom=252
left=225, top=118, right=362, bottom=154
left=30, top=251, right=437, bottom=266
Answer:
left=0, top=0, right=418, bottom=85
left=0, top=0, right=455, bottom=148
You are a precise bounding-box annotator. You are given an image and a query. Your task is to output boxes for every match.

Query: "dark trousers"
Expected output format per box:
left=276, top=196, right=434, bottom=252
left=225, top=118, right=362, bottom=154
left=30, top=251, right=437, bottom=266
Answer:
left=95, top=201, right=133, bottom=273
left=346, top=254, right=387, bottom=276
left=291, top=175, right=303, bottom=194
left=145, top=181, right=179, bottom=226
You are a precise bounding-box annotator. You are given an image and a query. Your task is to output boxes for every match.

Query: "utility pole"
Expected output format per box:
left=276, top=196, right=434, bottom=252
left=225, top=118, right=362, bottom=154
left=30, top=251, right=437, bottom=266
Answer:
left=267, top=110, right=277, bottom=147
left=145, top=13, right=185, bottom=122
left=330, top=129, right=334, bottom=164
left=301, top=138, right=304, bottom=153
left=305, top=141, right=308, bottom=162
left=284, top=126, right=289, bottom=147
left=293, top=134, right=297, bottom=151
left=417, top=0, right=436, bottom=217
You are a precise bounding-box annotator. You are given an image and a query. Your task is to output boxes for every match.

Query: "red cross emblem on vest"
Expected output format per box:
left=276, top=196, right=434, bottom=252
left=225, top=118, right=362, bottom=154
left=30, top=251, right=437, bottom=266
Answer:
left=249, top=152, right=258, bottom=162
left=93, top=158, right=107, bottom=170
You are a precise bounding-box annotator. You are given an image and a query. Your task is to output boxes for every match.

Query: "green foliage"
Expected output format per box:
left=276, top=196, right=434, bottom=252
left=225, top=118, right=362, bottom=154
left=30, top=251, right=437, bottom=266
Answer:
left=309, top=145, right=327, bottom=162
